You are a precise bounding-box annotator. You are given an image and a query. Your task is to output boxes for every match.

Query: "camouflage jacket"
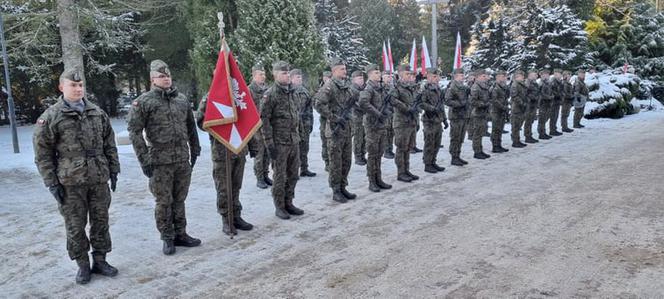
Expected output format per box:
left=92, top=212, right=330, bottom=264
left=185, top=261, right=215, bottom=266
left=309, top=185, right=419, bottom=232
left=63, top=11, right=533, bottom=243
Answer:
left=573, top=79, right=589, bottom=99
left=34, top=97, right=120, bottom=187
left=510, top=81, right=528, bottom=115
left=316, top=78, right=354, bottom=137
left=249, top=81, right=268, bottom=111
left=195, top=97, right=248, bottom=160
left=469, top=81, right=491, bottom=118
left=359, top=80, right=388, bottom=130
left=351, top=83, right=365, bottom=118
left=563, top=79, right=574, bottom=103
left=127, top=86, right=200, bottom=168
left=420, top=82, right=447, bottom=123
left=293, top=85, right=314, bottom=135
left=539, top=79, right=554, bottom=106
left=526, top=79, right=540, bottom=108
left=445, top=80, right=469, bottom=120
left=260, top=83, right=300, bottom=147
left=551, top=77, right=564, bottom=104
left=389, top=80, right=419, bottom=128
left=490, top=82, right=510, bottom=115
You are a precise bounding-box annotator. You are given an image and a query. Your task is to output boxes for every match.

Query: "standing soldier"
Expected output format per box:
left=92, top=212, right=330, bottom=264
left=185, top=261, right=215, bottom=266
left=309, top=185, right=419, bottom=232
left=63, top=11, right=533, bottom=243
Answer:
left=549, top=69, right=564, bottom=136
left=315, top=71, right=333, bottom=171
left=248, top=65, right=272, bottom=189
left=537, top=69, right=554, bottom=140
left=524, top=70, right=540, bottom=144
left=560, top=70, right=575, bottom=133
left=420, top=68, right=448, bottom=173
left=291, top=69, right=316, bottom=178
left=390, top=64, right=420, bottom=182
left=446, top=69, right=470, bottom=166
left=490, top=70, right=510, bottom=153
left=465, top=72, right=476, bottom=141
left=350, top=70, right=367, bottom=166
left=34, top=68, right=120, bottom=284
left=573, top=69, right=589, bottom=129
left=317, top=58, right=357, bottom=203
left=128, top=60, right=202, bottom=255
left=261, top=61, right=304, bottom=219
left=469, top=70, right=492, bottom=159
left=510, top=70, right=528, bottom=148
left=382, top=71, right=396, bottom=159
left=196, top=97, right=253, bottom=235
left=359, top=64, right=393, bottom=192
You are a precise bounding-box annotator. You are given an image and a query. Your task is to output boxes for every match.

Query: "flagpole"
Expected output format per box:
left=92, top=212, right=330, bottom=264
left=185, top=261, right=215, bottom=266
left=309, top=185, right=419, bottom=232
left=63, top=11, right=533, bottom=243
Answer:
left=218, top=12, right=236, bottom=239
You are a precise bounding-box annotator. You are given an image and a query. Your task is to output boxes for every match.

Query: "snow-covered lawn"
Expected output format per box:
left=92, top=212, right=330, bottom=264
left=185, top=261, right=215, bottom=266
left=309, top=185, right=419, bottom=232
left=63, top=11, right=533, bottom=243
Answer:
left=1, top=108, right=663, bottom=297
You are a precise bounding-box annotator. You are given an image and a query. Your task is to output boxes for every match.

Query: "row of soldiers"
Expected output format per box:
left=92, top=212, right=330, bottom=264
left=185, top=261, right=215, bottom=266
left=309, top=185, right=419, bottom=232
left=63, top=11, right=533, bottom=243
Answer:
left=32, top=58, right=589, bottom=285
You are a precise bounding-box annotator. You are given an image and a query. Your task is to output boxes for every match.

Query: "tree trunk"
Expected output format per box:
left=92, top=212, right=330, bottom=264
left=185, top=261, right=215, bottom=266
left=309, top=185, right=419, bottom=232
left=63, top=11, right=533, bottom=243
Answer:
left=56, top=0, right=85, bottom=83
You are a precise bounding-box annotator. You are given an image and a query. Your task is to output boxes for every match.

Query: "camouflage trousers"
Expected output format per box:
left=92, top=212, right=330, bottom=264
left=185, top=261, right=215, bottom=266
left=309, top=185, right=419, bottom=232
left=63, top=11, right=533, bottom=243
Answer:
left=490, top=112, right=506, bottom=148
left=472, top=116, right=488, bottom=154
left=511, top=113, right=525, bottom=144
left=524, top=105, right=538, bottom=138
left=394, top=125, right=416, bottom=175
left=352, top=114, right=366, bottom=160
left=59, top=183, right=112, bottom=261
left=252, top=132, right=270, bottom=181
left=537, top=104, right=551, bottom=136
left=149, top=161, right=192, bottom=240
left=365, top=127, right=387, bottom=183
left=384, top=117, right=394, bottom=153
left=412, top=117, right=420, bottom=148
left=423, top=121, right=442, bottom=165
left=573, top=106, right=585, bottom=127
left=561, top=100, right=573, bottom=129
left=319, top=116, right=329, bottom=168
left=299, top=127, right=312, bottom=172
left=448, top=118, right=467, bottom=158
left=549, top=102, right=561, bottom=132
left=327, top=131, right=352, bottom=189
left=271, top=144, right=300, bottom=209
left=212, top=151, right=245, bottom=218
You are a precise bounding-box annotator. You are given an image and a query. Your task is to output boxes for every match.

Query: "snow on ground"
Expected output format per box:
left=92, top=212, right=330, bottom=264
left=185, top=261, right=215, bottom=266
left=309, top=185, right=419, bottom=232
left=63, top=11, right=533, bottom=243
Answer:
left=1, top=109, right=664, bottom=298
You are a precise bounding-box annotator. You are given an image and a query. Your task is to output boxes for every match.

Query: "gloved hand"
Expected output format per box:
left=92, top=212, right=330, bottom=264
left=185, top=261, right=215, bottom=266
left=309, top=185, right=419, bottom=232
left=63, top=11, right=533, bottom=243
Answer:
left=190, top=155, right=198, bottom=169
left=49, top=184, right=65, bottom=205
left=268, top=146, right=278, bottom=160
left=249, top=150, right=257, bottom=158
left=443, top=120, right=449, bottom=130
left=334, top=116, right=346, bottom=129
left=141, top=165, right=153, bottom=178
left=381, top=109, right=390, bottom=116
left=110, top=172, right=118, bottom=192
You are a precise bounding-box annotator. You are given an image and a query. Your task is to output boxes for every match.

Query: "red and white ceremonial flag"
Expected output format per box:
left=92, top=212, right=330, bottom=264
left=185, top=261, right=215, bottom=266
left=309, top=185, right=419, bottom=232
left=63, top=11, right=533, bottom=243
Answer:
left=387, top=38, right=395, bottom=74
left=420, top=36, right=432, bottom=75
left=409, top=38, right=418, bottom=73
left=382, top=41, right=391, bottom=73
left=202, top=40, right=262, bottom=154
left=453, top=31, right=463, bottom=70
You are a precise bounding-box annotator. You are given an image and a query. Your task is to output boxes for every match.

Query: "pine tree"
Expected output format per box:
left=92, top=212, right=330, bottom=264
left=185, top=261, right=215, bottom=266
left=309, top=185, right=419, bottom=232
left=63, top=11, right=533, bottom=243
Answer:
left=315, top=0, right=369, bottom=71
left=350, top=0, right=397, bottom=66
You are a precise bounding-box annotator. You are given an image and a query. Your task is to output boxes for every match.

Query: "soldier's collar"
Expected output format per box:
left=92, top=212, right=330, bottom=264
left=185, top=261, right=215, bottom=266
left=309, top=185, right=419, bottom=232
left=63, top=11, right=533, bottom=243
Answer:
left=276, top=82, right=291, bottom=92
left=332, top=78, right=349, bottom=89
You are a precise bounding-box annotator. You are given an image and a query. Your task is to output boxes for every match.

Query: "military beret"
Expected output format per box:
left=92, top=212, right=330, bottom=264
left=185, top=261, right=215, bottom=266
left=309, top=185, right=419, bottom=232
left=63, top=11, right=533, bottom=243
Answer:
left=329, top=58, right=345, bottom=67
left=323, top=71, right=332, bottom=77
left=475, top=69, right=488, bottom=76
left=563, top=70, right=572, bottom=75
left=150, top=60, right=171, bottom=76
left=289, top=68, right=303, bottom=76
left=426, top=68, right=441, bottom=75
left=252, top=64, right=264, bottom=72
left=539, top=69, right=550, bottom=75
left=495, top=70, right=507, bottom=76
left=60, top=67, right=83, bottom=82
left=365, top=64, right=380, bottom=73
left=397, top=64, right=411, bottom=72
left=351, top=70, right=364, bottom=78
left=513, top=70, right=525, bottom=76
left=272, top=60, right=290, bottom=72
left=451, top=69, right=464, bottom=75
left=528, top=69, right=539, bottom=74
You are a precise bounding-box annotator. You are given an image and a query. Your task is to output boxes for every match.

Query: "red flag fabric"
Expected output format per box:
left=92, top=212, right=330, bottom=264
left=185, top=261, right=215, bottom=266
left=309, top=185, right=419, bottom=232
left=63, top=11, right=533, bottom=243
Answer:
left=203, top=41, right=262, bottom=154
left=453, top=32, right=463, bottom=70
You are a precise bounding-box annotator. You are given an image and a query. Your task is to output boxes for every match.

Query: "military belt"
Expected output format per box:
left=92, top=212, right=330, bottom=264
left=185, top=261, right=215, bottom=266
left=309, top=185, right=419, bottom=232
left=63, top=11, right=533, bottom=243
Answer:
left=58, top=149, right=103, bottom=158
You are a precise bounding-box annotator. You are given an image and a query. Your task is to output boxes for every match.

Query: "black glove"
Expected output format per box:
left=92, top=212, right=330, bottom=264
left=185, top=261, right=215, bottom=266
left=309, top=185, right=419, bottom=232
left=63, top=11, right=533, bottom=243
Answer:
left=249, top=150, right=257, bottom=158
left=49, top=184, right=65, bottom=205
left=443, top=120, right=449, bottom=130
left=110, top=172, right=118, bottom=192
left=141, top=165, right=153, bottom=178
left=190, top=155, right=198, bottom=169
left=268, top=145, right=278, bottom=160
left=334, top=117, right=346, bottom=129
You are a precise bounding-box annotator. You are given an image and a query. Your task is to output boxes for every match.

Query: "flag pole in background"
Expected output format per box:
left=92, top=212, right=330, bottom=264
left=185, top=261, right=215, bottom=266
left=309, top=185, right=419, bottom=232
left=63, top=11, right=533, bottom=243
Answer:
left=409, top=38, right=418, bottom=73
left=421, top=36, right=432, bottom=75
left=453, top=31, right=463, bottom=71
left=387, top=38, right=394, bottom=74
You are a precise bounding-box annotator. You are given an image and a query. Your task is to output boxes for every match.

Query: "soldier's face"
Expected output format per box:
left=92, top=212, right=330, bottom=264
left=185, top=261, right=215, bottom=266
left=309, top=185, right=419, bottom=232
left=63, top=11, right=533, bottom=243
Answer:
left=323, top=76, right=331, bottom=84
left=332, top=65, right=347, bottom=80
left=496, top=74, right=506, bottom=83
left=454, top=74, right=464, bottom=82
left=352, top=76, right=364, bottom=87
left=542, top=73, right=550, bottom=80
left=400, top=71, right=414, bottom=82
left=151, top=73, right=172, bottom=89
left=368, top=70, right=381, bottom=82
left=578, top=73, right=586, bottom=81
left=253, top=71, right=266, bottom=84
left=528, top=73, right=538, bottom=80
left=515, top=74, right=524, bottom=82
left=274, top=71, right=290, bottom=84
left=59, top=79, right=85, bottom=101
left=478, top=74, right=489, bottom=82
left=382, top=74, right=392, bottom=83
left=291, top=74, right=303, bottom=86
left=554, top=72, right=562, bottom=79
left=427, top=74, right=440, bottom=84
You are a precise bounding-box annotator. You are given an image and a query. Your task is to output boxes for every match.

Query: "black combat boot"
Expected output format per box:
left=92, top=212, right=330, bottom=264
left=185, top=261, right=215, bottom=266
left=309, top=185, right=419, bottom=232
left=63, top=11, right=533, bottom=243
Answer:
left=234, top=213, right=254, bottom=230
left=525, top=136, right=539, bottom=143
left=300, top=169, right=317, bottom=177
left=222, top=216, right=237, bottom=236
left=459, top=157, right=469, bottom=164
left=285, top=200, right=304, bottom=215
left=433, top=164, right=446, bottom=172
left=562, top=128, right=574, bottom=133
left=411, top=146, right=423, bottom=153
left=383, top=150, right=395, bottom=159
left=424, top=164, right=438, bottom=173
left=451, top=157, right=465, bottom=166
left=482, top=152, right=491, bottom=158
left=174, top=233, right=202, bottom=247
left=256, top=179, right=268, bottom=189
left=91, top=252, right=118, bottom=277
left=492, top=146, right=502, bottom=153
left=163, top=240, right=176, bottom=255
left=332, top=187, right=348, bottom=203
left=368, top=178, right=380, bottom=192
left=275, top=208, right=291, bottom=219
left=406, top=171, right=419, bottom=180
left=551, top=130, right=563, bottom=136
left=397, top=173, right=413, bottom=182
left=376, top=177, right=392, bottom=189
left=512, top=142, right=525, bottom=148
left=498, top=146, right=509, bottom=152
left=76, top=258, right=91, bottom=285
left=474, top=152, right=488, bottom=159
left=539, top=134, right=552, bottom=140
left=341, top=186, right=357, bottom=199
left=355, top=157, right=367, bottom=166
left=264, top=176, right=273, bottom=186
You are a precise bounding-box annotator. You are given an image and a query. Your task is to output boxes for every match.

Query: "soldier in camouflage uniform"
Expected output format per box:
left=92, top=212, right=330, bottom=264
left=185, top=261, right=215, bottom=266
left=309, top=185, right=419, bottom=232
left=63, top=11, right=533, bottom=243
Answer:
left=469, top=69, right=492, bottom=159
left=128, top=60, right=202, bottom=255
left=350, top=70, right=367, bottom=165
left=549, top=69, right=564, bottom=136
left=446, top=69, right=470, bottom=166
left=359, top=64, right=393, bottom=192
left=390, top=64, right=420, bottom=182
left=261, top=61, right=304, bottom=219
left=537, top=69, right=554, bottom=140
left=560, top=70, right=575, bottom=133
left=195, top=97, right=254, bottom=236
left=382, top=71, right=396, bottom=159
left=465, top=72, right=476, bottom=141
left=573, top=69, right=589, bottom=129
left=510, top=70, right=528, bottom=148
left=524, top=70, right=540, bottom=144
left=315, top=71, right=333, bottom=171
left=490, top=70, right=510, bottom=153
left=34, top=68, right=120, bottom=284
left=317, top=58, right=357, bottom=203
left=248, top=65, right=272, bottom=189
left=420, top=68, right=448, bottom=173
left=290, top=69, right=316, bottom=178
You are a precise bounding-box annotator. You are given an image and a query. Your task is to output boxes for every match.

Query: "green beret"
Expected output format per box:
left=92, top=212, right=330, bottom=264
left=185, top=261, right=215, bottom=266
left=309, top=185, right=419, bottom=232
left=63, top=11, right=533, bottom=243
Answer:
left=60, top=67, right=83, bottom=82
left=540, top=69, right=550, bottom=75
left=426, top=68, right=440, bottom=75
left=272, top=60, right=290, bottom=72
left=323, top=71, right=332, bottom=77
left=365, top=64, right=380, bottom=73
left=563, top=70, right=572, bottom=75
left=513, top=70, right=525, bottom=76
left=397, top=64, right=411, bottom=72
left=329, top=58, right=345, bottom=67
left=528, top=69, right=539, bottom=74
left=150, top=60, right=171, bottom=76
left=252, top=64, right=264, bottom=72
left=553, top=68, right=563, bottom=73
left=495, top=70, right=507, bottom=76
left=351, top=70, right=363, bottom=78
left=451, top=69, right=464, bottom=75
left=289, top=68, right=303, bottom=76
